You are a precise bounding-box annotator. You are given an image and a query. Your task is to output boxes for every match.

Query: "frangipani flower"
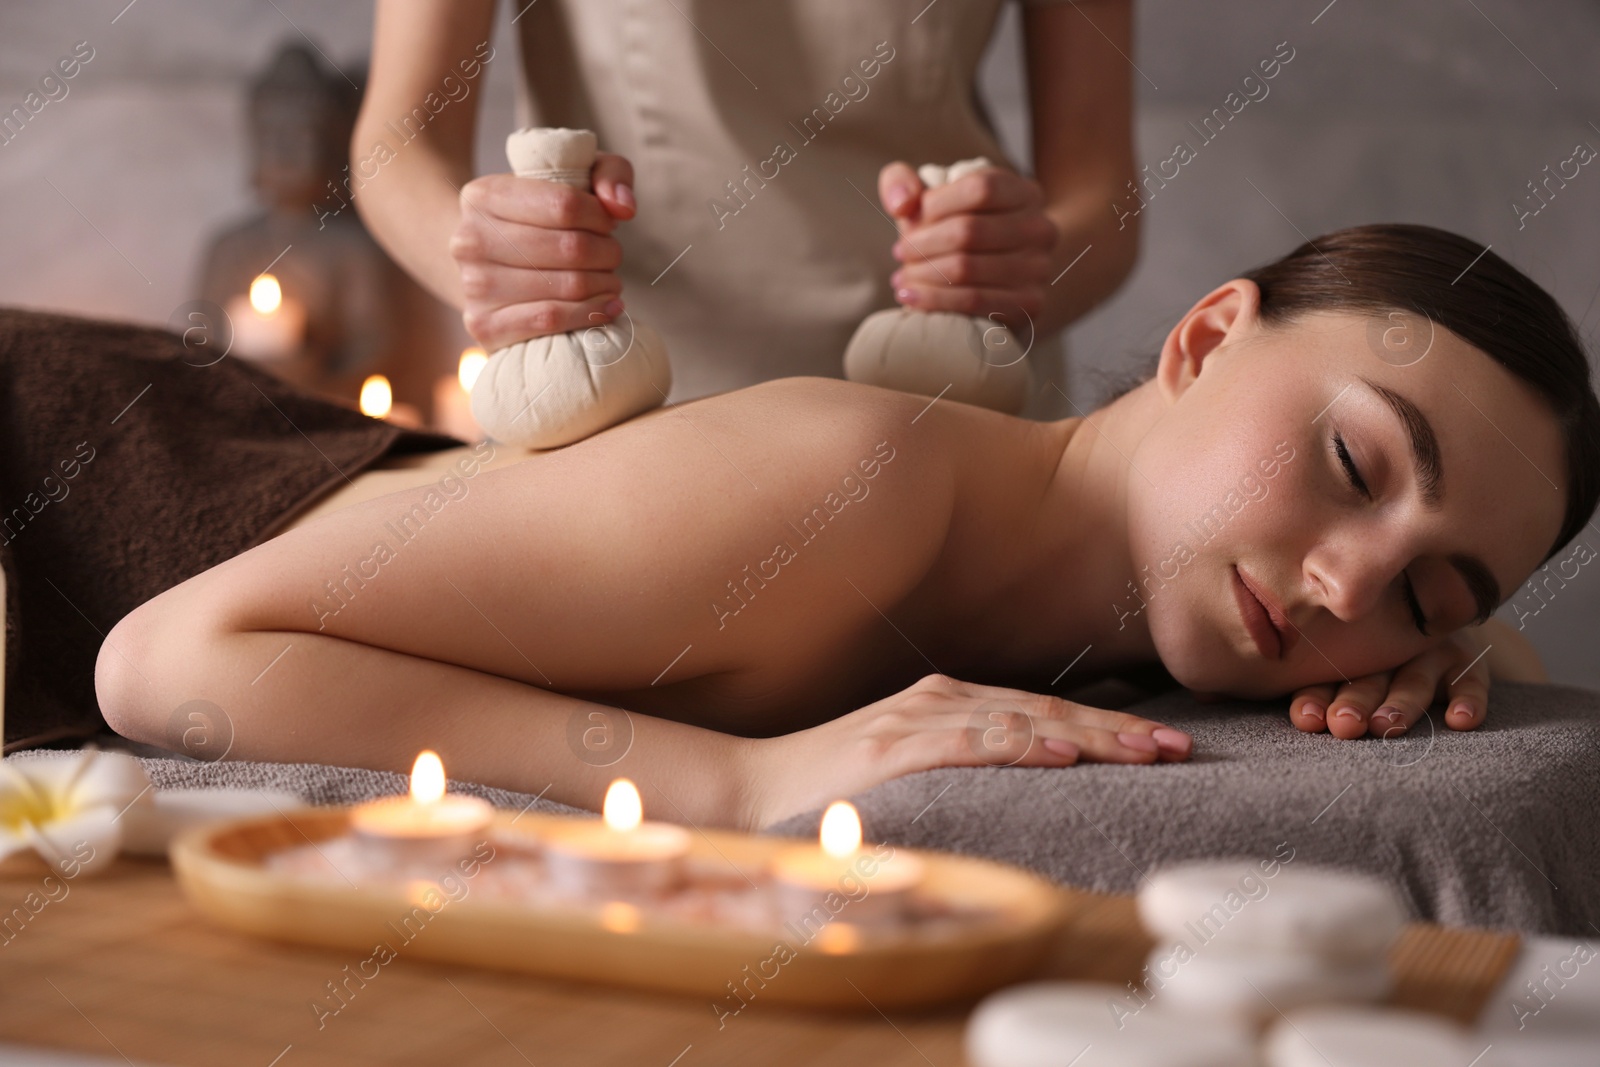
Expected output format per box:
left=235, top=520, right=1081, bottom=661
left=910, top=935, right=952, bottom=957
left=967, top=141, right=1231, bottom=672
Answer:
left=0, top=750, right=151, bottom=877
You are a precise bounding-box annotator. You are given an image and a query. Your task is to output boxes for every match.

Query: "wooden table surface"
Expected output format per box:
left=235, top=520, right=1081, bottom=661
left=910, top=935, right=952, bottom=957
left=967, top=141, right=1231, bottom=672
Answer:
left=0, top=855, right=1517, bottom=1067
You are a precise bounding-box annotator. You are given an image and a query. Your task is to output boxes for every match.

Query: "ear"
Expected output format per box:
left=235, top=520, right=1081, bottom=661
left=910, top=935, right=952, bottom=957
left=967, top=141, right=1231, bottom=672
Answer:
left=1155, top=279, right=1262, bottom=404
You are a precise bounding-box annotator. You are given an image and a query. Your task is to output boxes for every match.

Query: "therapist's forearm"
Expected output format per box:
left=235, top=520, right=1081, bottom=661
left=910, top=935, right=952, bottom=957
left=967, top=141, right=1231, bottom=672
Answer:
left=350, top=131, right=472, bottom=310
left=1034, top=184, right=1140, bottom=337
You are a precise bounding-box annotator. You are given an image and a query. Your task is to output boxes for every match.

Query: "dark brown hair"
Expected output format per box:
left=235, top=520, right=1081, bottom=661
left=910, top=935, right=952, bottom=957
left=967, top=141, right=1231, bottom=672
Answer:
left=1240, top=223, right=1600, bottom=566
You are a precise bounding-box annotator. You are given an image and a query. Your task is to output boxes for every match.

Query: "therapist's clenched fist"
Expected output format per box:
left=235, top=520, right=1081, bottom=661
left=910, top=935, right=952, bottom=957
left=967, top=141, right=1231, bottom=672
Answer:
left=878, top=160, right=1059, bottom=335
left=450, top=152, right=636, bottom=350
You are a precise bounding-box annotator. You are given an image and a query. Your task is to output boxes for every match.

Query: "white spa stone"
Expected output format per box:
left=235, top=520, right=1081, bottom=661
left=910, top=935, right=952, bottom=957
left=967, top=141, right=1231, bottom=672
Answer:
left=841, top=156, right=1032, bottom=415
left=1146, top=944, right=1390, bottom=1022
left=1138, top=861, right=1406, bottom=961
left=469, top=126, right=672, bottom=450
left=964, top=981, right=1258, bottom=1067
left=1263, top=1006, right=1493, bottom=1067
left=120, top=788, right=305, bottom=856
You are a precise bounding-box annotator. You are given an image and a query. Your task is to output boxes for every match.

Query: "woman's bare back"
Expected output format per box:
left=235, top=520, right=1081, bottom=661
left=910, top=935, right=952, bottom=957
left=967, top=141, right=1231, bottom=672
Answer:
left=188, top=377, right=1065, bottom=736
left=97, top=376, right=1187, bottom=828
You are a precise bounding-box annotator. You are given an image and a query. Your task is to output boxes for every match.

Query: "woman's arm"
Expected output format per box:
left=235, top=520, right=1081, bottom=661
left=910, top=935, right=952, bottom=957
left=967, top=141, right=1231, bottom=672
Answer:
left=881, top=1, right=1139, bottom=339
left=354, top=0, right=636, bottom=342
left=353, top=0, right=494, bottom=309
left=1023, top=0, right=1141, bottom=335
left=98, top=605, right=767, bottom=828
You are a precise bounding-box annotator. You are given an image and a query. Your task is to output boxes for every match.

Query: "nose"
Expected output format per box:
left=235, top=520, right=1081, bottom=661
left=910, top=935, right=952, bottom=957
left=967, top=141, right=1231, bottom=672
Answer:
left=1302, top=529, right=1407, bottom=623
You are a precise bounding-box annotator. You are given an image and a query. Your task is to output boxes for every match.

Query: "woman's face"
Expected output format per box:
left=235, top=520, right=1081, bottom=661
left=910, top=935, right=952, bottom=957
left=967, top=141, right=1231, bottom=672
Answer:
left=1126, top=290, right=1567, bottom=698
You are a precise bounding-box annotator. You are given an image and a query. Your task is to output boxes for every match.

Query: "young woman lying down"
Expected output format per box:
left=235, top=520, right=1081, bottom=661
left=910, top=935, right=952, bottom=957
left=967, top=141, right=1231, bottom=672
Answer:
left=96, top=224, right=1600, bottom=831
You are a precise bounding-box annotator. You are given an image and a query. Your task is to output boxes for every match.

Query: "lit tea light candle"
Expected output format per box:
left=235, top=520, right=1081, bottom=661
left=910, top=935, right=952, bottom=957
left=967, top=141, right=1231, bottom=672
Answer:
left=770, top=801, right=924, bottom=925
left=360, top=374, right=393, bottom=418
left=459, top=346, right=488, bottom=390
left=358, top=374, right=422, bottom=428
left=349, top=751, right=493, bottom=862
left=540, top=778, right=691, bottom=899
left=226, top=273, right=305, bottom=361
left=433, top=346, right=487, bottom=441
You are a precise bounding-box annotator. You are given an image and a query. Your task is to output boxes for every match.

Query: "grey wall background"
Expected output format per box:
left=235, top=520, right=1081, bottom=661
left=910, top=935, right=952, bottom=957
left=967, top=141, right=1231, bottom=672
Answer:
left=1, top=1, right=1596, bottom=688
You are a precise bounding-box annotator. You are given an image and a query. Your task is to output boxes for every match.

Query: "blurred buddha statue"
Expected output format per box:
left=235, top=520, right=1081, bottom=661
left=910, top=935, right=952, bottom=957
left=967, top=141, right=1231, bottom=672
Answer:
left=197, top=41, right=448, bottom=417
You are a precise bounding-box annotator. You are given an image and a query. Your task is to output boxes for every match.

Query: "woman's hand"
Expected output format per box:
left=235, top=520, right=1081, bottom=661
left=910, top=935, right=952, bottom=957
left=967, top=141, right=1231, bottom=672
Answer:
left=877, top=162, right=1059, bottom=335
left=742, top=673, right=1192, bottom=830
left=450, top=152, right=636, bottom=350
left=1286, top=619, right=1539, bottom=739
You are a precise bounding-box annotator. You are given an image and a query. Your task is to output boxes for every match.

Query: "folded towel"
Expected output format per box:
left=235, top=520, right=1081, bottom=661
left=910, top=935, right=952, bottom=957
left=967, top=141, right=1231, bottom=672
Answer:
left=0, top=307, right=463, bottom=750
left=768, top=681, right=1600, bottom=936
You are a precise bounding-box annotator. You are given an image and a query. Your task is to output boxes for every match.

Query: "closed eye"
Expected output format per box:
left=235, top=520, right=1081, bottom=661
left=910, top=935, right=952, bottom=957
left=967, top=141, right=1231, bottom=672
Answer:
left=1333, top=433, right=1429, bottom=635
left=1402, top=571, right=1428, bottom=636
left=1332, top=433, right=1369, bottom=498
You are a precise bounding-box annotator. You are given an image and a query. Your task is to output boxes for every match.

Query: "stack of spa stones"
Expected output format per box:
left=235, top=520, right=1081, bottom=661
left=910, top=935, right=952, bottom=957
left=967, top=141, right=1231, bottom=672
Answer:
left=1135, top=861, right=1401, bottom=1023
left=965, top=861, right=1502, bottom=1067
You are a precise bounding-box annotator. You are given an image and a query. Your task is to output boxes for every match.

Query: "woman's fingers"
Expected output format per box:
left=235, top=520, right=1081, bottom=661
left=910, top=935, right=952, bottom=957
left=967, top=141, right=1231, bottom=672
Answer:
left=1442, top=640, right=1491, bottom=730
left=454, top=218, right=623, bottom=272
left=461, top=172, right=617, bottom=233
left=944, top=701, right=1183, bottom=765
left=458, top=262, right=622, bottom=314
left=948, top=679, right=1184, bottom=741
left=889, top=675, right=1192, bottom=773
left=1290, top=683, right=1338, bottom=733
left=927, top=710, right=1161, bottom=771
left=1367, top=644, right=1452, bottom=738
left=843, top=676, right=1200, bottom=792
left=452, top=172, right=631, bottom=346
left=894, top=251, right=1054, bottom=291
left=590, top=151, right=636, bottom=219
left=888, top=209, right=1054, bottom=329
left=462, top=293, right=626, bottom=350
left=918, top=168, right=1046, bottom=223
left=893, top=209, right=1058, bottom=259
left=1323, top=672, right=1393, bottom=740
left=877, top=160, right=925, bottom=220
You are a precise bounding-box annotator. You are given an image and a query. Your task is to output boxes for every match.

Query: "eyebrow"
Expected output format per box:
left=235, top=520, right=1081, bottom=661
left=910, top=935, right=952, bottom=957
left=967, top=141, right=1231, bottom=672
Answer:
left=1355, top=377, right=1502, bottom=624
left=1358, top=377, right=1443, bottom=508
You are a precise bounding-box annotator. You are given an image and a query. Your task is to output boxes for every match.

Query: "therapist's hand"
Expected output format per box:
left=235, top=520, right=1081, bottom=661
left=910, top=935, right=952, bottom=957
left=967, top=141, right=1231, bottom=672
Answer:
left=877, top=160, right=1059, bottom=335
left=451, top=152, right=636, bottom=351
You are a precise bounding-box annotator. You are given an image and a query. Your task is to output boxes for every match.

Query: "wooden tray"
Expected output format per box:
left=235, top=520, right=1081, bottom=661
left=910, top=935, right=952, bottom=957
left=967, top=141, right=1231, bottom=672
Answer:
left=170, top=806, right=1071, bottom=1011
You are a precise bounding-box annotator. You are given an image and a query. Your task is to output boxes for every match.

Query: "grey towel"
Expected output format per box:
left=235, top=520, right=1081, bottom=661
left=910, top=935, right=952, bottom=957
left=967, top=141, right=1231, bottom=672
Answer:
left=765, top=681, right=1600, bottom=937
left=9, top=682, right=1596, bottom=936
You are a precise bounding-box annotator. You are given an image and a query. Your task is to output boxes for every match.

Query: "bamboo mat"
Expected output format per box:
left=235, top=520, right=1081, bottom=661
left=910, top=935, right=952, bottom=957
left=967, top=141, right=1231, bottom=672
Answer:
left=0, top=856, right=1518, bottom=1067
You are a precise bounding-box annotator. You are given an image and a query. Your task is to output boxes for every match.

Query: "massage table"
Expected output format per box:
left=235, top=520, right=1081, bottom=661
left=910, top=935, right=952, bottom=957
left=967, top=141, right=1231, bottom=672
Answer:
left=7, top=680, right=1597, bottom=935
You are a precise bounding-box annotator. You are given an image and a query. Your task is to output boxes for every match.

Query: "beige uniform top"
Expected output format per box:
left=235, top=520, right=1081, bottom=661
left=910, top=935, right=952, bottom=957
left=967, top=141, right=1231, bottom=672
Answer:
left=514, top=0, right=1062, bottom=405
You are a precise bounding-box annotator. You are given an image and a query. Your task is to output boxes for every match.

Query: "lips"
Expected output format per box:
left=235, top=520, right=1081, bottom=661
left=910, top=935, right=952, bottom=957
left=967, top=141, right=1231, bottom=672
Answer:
left=1231, top=565, right=1299, bottom=660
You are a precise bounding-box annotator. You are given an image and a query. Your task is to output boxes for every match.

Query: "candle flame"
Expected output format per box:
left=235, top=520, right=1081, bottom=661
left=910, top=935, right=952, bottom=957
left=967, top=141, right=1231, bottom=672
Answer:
left=410, top=750, right=446, bottom=804
left=602, top=778, right=643, bottom=832
left=459, top=347, right=488, bottom=391
left=249, top=274, right=283, bottom=315
left=820, top=800, right=861, bottom=858
left=360, top=375, right=393, bottom=418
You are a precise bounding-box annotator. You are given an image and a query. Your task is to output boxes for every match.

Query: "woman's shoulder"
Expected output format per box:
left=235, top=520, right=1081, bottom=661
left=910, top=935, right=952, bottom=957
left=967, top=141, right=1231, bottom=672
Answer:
left=725, top=374, right=1047, bottom=494
left=638, top=374, right=1046, bottom=543
left=729, top=374, right=1008, bottom=445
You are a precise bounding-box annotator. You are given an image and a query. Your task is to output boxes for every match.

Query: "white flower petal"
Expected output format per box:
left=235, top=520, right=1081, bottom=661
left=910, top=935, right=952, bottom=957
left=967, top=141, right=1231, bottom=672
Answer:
left=62, top=751, right=151, bottom=812
left=22, top=804, right=121, bottom=878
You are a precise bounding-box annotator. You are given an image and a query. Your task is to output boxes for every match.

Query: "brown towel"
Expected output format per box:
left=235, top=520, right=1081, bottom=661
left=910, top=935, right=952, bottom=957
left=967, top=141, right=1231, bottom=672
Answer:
left=0, top=306, right=463, bottom=750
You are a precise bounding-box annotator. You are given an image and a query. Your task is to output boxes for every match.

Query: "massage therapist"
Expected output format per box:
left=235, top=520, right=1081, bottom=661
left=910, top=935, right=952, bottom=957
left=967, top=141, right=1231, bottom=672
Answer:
left=350, top=0, right=1140, bottom=407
